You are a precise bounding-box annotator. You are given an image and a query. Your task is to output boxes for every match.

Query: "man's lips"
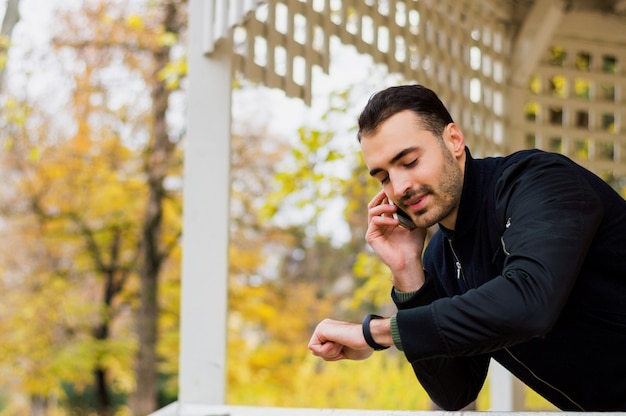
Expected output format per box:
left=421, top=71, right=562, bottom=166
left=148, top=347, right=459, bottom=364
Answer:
left=404, top=194, right=427, bottom=212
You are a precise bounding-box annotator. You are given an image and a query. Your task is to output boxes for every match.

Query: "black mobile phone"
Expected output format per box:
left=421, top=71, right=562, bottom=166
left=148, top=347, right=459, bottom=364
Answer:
left=389, top=199, right=417, bottom=230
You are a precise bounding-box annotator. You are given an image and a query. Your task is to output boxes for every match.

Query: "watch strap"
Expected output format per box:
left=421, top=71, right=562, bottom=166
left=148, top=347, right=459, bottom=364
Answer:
left=362, top=314, right=390, bottom=351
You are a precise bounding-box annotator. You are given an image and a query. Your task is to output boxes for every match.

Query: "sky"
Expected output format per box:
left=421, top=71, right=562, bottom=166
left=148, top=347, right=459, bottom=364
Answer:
left=3, top=0, right=76, bottom=109
left=6, top=0, right=71, bottom=44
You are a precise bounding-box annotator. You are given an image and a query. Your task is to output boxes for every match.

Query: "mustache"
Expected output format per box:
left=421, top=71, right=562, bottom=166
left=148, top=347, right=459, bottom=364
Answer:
left=399, top=187, right=432, bottom=205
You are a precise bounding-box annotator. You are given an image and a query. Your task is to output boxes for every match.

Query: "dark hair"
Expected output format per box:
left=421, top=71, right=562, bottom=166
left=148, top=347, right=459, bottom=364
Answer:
left=357, top=85, right=454, bottom=142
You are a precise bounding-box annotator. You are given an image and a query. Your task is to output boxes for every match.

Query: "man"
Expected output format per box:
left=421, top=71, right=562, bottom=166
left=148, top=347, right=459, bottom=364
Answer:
left=308, top=84, right=626, bottom=411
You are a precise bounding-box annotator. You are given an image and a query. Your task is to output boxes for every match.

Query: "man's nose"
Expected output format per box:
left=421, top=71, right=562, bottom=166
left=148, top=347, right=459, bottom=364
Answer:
left=390, top=171, right=412, bottom=200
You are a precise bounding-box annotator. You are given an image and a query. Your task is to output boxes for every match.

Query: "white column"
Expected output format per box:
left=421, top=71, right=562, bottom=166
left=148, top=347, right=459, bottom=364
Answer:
left=179, top=0, right=232, bottom=406
left=489, top=359, right=525, bottom=411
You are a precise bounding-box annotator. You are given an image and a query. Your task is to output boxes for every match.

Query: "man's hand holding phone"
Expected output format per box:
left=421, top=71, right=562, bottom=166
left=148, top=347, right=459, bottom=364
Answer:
left=366, top=191, right=427, bottom=292
left=388, top=198, right=417, bottom=230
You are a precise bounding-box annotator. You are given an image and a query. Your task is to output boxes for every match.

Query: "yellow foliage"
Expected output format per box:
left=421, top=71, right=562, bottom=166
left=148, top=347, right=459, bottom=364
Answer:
left=574, top=78, right=590, bottom=98
left=158, top=31, right=178, bottom=47
left=575, top=53, right=591, bottom=71
left=101, top=13, right=115, bottom=25
left=229, top=343, right=433, bottom=409
left=28, top=147, right=42, bottom=161
left=575, top=139, right=590, bottom=160
left=550, top=75, right=567, bottom=98
left=528, top=75, right=541, bottom=94
left=348, top=252, right=393, bottom=309
left=0, top=33, right=11, bottom=48
left=548, top=46, right=566, bottom=66
left=157, top=57, right=187, bottom=90
left=524, top=102, right=539, bottom=120
left=524, top=387, right=559, bottom=410
left=0, top=271, right=100, bottom=399
left=125, top=14, right=144, bottom=30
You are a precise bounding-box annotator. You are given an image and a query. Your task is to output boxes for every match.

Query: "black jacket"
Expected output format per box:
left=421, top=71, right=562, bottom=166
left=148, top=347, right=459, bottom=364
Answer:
left=393, top=149, right=626, bottom=411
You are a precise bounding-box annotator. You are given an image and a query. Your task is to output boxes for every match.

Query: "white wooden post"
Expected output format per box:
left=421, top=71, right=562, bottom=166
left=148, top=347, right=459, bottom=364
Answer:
left=178, top=0, right=232, bottom=407
left=489, top=360, right=525, bottom=411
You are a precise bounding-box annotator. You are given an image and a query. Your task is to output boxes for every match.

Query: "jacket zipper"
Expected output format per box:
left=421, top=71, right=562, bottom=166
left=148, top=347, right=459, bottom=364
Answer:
left=448, top=238, right=466, bottom=284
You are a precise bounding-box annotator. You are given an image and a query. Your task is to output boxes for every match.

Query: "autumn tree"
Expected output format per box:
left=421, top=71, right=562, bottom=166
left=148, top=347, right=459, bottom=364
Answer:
left=49, top=1, right=188, bottom=413
left=0, top=94, right=144, bottom=415
left=0, top=0, right=186, bottom=414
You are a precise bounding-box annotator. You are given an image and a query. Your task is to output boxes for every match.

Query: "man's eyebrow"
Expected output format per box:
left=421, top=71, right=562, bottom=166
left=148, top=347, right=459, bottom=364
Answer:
left=369, top=146, right=420, bottom=177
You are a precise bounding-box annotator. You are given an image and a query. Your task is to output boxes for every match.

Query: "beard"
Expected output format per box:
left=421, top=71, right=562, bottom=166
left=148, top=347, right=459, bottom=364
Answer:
left=401, top=149, right=464, bottom=229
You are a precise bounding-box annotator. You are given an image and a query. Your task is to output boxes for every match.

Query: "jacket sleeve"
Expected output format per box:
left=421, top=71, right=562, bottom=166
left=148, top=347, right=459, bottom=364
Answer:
left=392, top=274, right=490, bottom=410
left=394, top=154, right=604, bottom=406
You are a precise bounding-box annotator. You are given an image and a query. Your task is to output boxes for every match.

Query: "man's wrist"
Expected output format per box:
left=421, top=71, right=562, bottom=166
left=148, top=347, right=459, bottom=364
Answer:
left=391, top=261, right=425, bottom=292
left=362, top=315, right=392, bottom=350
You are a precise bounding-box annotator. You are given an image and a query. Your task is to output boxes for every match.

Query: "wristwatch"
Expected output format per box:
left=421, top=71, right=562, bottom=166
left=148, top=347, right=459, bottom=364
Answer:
left=362, top=314, right=390, bottom=351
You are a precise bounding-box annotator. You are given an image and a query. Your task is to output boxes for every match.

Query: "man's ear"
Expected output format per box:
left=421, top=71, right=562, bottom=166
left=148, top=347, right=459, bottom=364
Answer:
left=445, top=123, right=466, bottom=157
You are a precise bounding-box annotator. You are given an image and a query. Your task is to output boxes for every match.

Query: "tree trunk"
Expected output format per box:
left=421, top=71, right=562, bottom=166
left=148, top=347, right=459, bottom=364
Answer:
left=30, top=395, right=47, bottom=416
left=94, top=367, right=112, bottom=416
left=0, top=0, right=20, bottom=87
left=130, top=1, right=183, bottom=414
left=93, top=314, right=113, bottom=414
left=132, top=232, right=161, bottom=414
left=93, top=322, right=112, bottom=414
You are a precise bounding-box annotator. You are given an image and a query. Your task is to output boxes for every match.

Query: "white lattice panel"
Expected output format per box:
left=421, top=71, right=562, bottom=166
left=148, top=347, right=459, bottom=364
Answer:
left=520, top=11, right=626, bottom=177
left=226, top=0, right=510, bottom=157
left=212, top=1, right=626, bottom=176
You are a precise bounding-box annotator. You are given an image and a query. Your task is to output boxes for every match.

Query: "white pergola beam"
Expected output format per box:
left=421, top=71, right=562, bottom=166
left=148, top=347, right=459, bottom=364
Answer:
left=204, top=0, right=264, bottom=54
left=510, top=0, right=567, bottom=87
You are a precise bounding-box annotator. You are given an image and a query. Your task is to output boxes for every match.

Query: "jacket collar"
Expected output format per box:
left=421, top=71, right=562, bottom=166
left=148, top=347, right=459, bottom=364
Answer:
left=440, top=147, right=484, bottom=240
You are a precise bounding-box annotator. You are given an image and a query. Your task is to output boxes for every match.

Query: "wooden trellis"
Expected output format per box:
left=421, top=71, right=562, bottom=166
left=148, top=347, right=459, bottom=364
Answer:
left=519, top=11, right=626, bottom=177
left=209, top=0, right=510, bottom=156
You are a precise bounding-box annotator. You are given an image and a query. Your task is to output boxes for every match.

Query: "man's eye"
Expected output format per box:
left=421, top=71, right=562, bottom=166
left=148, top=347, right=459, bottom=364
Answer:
left=404, top=159, right=418, bottom=168
left=380, top=176, right=389, bottom=184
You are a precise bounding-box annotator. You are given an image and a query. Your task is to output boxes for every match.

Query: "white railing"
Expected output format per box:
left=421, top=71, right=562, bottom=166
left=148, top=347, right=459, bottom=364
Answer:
left=152, top=403, right=611, bottom=416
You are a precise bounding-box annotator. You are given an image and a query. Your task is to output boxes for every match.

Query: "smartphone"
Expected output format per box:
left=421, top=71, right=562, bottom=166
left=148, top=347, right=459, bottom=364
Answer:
left=388, top=199, right=417, bottom=230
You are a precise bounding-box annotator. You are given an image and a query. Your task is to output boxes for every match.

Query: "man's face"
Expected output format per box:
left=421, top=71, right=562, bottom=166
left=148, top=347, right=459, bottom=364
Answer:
left=360, top=110, right=465, bottom=230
